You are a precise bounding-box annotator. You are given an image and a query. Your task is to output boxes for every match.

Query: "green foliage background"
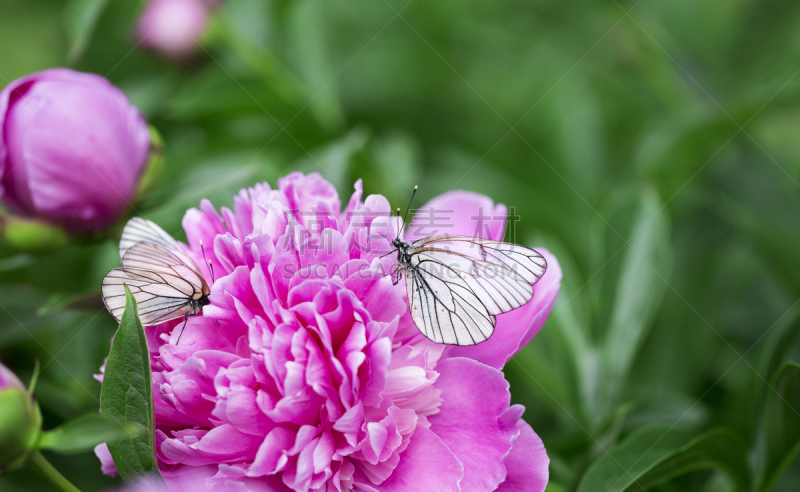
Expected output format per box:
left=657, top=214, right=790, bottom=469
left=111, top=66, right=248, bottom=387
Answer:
left=1, top=0, right=800, bottom=490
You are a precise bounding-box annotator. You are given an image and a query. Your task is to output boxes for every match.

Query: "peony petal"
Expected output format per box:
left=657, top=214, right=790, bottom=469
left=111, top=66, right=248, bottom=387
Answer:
left=359, top=336, right=391, bottom=407
left=214, top=233, right=245, bottom=276
left=342, top=179, right=363, bottom=230
left=219, top=383, right=273, bottom=436
left=298, top=228, right=349, bottom=279
left=160, top=317, right=243, bottom=367
left=343, top=272, right=406, bottom=325
left=249, top=427, right=296, bottom=477
left=160, top=464, right=219, bottom=491
left=161, top=424, right=262, bottom=466
left=94, top=443, right=118, bottom=477
left=377, top=426, right=463, bottom=492
left=205, top=266, right=264, bottom=324
left=279, top=171, right=341, bottom=229
left=428, top=358, right=520, bottom=492
left=496, top=419, right=549, bottom=492
left=270, top=232, right=302, bottom=307
left=405, top=190, right=506, bottom=243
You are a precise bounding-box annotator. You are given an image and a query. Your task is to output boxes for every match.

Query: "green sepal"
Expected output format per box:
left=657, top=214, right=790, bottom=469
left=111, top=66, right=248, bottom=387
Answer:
left=134, top=124, right=165, bottom=201
left=0, top=215, right=70, bottom=254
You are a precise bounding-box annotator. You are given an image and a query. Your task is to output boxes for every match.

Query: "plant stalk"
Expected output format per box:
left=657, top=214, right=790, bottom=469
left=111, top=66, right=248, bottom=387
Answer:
left=26, top=451, right=81, bottom=492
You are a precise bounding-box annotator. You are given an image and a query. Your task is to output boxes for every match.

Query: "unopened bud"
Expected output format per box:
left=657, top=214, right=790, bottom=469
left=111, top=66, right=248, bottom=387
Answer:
left=0, top=364, right=41, bottom=470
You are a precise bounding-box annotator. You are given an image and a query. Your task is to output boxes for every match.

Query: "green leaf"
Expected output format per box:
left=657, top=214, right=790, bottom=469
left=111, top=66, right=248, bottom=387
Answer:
left=62, top=0, right=109, bottom=61
left=292, top=126, right=371, bottom=197
left=748, top=307, right=800, bottom=434
left=760, top=362, right=800, bottom=492
left=37, top=289, right=104, bottom=316
left=100, top=286, right=160, bottom=482
left=212, top=0, right=306, bottom=107
left=508, top=343, right=574, bottom=420
left=530, top=239, right=597, bottom=427
left=142, top=153, right=266, bottom=227
left=576, top=426, right=750, bottom=492
left=550, top=74, right=604, bottom=197
left=545, top=483, right=569, bottom=492
left=0, top=285, right=84, bottom=351
left=286, top=0, right=345, bottom=130
left=598, top=188, right=672, bottom=419
left=370, top=131, right=422, bottom=200
left=514, top=290, right=591, bottom=423
left=38, top=413, right=142, bottom=455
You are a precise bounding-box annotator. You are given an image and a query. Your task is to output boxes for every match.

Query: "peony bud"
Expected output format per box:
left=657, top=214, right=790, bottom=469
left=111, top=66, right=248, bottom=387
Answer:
left=135, top=0, right=214, bottom=61
left=0, top=363, right=41, bottom=470
left=0, top=69, right=152, bottom=238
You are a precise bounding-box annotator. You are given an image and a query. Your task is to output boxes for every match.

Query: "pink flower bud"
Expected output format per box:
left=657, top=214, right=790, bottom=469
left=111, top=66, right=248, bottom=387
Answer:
left=135, top=0, right=213, bottom=61
left=0, top=69, right=151, bottom=235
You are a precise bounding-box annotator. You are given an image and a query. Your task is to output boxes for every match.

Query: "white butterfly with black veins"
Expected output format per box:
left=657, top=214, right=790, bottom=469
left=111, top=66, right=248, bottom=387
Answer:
left=389, top=187, right=547, bottom=346
left=101, top=218, right=211, bottom=334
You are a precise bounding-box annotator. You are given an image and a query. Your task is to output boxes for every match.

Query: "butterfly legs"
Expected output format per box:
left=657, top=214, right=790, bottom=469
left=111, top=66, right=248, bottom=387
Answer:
left=175, top=315, right=190, bottom=345
left=392, top=268, right=403, bottom=286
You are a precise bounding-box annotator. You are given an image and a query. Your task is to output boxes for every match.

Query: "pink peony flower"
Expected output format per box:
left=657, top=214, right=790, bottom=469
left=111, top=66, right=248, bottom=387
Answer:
left=97, top=172, right=560, bottom=491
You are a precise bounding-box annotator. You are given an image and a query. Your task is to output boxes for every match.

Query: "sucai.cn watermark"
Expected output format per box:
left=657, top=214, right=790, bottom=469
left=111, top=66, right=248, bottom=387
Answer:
left=271, top=206, right=524, bottom=280
left=277, top=205, right=521, bottom=253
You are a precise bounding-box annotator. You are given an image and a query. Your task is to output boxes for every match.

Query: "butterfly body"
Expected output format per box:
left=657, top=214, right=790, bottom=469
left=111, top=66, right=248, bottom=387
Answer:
left=189, top=292, right=211, bottom=314
left=391, top=237, right=413, bottom=285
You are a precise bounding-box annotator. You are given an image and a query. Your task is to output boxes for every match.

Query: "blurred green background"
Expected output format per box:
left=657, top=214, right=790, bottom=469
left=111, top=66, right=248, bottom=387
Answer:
left=2, top=0, right=800, bottom=490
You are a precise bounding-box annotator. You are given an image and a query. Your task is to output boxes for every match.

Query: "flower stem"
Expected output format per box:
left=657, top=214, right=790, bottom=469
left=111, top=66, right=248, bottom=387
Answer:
left=26, top=451, right=82, bottom=492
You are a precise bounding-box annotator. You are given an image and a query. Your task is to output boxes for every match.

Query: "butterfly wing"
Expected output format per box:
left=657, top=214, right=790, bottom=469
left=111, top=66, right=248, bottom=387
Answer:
left=404, top=263, right=496, bottom=345
left=102, top=268, right=196, bottom=325
left=102, top=242, right=209, bottom=325
left=403, top=235, right=547, bottom=345
left=119, top=217, right=180, bottom=261
left=410, top=235, right=547, bottom=288
left=119, top=216, right=207, bottom=277
left=121, top=242, right=209, bottom=293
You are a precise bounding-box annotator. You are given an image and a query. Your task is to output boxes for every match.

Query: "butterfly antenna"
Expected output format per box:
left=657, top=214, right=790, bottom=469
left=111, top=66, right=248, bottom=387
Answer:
left=199, top=240, right=214, bottom=283
left=401, top=186, right=417, bottom=237
left=379, top=249, right=397, bottom=259
left=395, top=207, right=401, bottom=240
left=176, top=316, right=189, bottom=345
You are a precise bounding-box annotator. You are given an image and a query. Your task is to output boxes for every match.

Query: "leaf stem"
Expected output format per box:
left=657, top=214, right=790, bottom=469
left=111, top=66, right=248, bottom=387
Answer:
left=26, top=451, right=82, bottom=492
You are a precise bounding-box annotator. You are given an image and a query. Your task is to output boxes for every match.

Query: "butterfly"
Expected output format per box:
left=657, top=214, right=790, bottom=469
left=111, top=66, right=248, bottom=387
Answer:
left=101, top=218, right=211, bottom=340
left=388, top=187, right=547, bottom=346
